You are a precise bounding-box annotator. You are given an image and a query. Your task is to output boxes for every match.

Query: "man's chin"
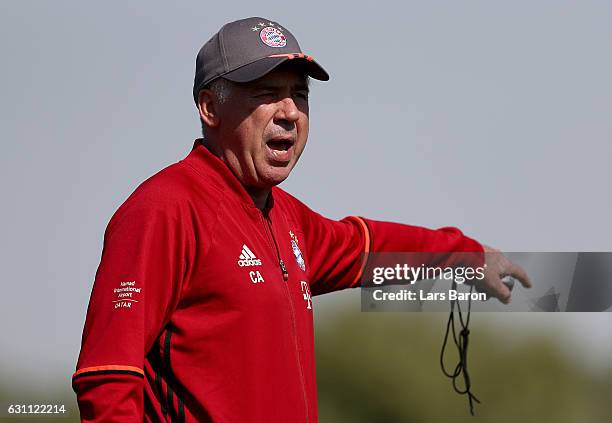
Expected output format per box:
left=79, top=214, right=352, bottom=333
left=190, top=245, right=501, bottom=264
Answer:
left=257, top=167, right=293, bottom=188
left=261, top=174, right=289, bottom=188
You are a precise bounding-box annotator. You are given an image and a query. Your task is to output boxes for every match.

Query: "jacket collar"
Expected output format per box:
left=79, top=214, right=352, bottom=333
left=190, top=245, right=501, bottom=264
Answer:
left=183, top=139, right=274, bottom=211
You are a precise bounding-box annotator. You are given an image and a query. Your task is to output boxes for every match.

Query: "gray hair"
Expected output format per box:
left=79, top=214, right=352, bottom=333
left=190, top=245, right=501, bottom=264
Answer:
left=200, top=78, right=234, bottom=137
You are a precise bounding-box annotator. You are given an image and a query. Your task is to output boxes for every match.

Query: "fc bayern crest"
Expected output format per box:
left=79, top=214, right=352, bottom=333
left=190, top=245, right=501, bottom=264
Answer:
left=260, top=27, right=287, bottom=48
left=289, top=231, right=306, bottom=272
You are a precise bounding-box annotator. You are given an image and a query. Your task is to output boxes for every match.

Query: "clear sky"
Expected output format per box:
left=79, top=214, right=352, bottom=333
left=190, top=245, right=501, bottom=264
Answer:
left=1, top=0, right=611, bottom=393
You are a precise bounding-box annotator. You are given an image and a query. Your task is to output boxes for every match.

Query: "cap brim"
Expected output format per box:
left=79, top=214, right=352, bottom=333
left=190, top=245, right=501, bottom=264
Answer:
left=222, top=54, right=329, bottom=83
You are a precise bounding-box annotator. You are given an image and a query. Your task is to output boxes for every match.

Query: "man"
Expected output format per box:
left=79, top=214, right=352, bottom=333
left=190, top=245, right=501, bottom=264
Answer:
left=73, top=17, right=530, bottom=422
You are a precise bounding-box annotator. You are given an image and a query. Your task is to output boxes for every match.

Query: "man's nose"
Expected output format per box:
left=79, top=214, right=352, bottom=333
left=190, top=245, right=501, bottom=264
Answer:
left=274, top=97, right=299, bottom=124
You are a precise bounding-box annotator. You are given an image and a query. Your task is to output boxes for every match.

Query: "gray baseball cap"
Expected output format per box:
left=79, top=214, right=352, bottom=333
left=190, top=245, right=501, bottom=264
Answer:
left=193, top=17, right=329, bottom=103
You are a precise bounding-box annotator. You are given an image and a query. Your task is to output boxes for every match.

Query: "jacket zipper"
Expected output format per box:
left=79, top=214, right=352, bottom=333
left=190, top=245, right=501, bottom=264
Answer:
left=259, top=211, right=310, bottom=423
left=261, top=213, right=289, bottom=281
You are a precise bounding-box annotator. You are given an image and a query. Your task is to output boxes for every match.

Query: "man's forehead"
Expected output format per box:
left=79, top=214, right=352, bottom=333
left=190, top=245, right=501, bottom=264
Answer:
left=248, top=62, right=310, bottom=88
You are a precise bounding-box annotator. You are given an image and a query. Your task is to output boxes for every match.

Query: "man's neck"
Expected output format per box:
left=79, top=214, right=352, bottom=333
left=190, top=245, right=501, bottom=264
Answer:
left=201, top=138, right=270, bottom=211
left=245, top=187, right=271, bottom=211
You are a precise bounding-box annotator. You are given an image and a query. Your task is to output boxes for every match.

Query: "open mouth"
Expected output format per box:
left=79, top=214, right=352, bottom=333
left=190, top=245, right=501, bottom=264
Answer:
left=265, top=137, right=295, bottom=164
left=266, top=139, right=294, bottom=151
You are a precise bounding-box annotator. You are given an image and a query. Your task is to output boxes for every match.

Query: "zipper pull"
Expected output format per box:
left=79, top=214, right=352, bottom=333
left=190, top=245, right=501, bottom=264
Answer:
left=279, top=259, right=289, bottom=281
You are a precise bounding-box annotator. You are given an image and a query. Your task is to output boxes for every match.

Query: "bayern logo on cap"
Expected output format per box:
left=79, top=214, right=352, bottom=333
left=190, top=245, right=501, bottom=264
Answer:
left=260, top=27, right=287, bottom=48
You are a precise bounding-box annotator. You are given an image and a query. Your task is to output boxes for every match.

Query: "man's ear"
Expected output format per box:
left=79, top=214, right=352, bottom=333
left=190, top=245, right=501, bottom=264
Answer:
left=198, top=90, right=220, bottom=129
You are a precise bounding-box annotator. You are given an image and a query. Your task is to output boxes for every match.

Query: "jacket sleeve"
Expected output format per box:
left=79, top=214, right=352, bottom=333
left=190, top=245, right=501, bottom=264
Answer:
left=294, top=202, right=483, bottom=296
left=72, top=195, right=192, bottom=422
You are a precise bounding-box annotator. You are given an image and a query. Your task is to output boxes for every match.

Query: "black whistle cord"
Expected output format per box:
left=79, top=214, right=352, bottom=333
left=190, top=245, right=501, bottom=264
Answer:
left=440, top=281, right=481, bottom=415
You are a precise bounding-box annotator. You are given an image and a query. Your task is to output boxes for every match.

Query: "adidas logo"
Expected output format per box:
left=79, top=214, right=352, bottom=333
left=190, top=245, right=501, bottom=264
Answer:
left=237, top=244, right=262, bottom=267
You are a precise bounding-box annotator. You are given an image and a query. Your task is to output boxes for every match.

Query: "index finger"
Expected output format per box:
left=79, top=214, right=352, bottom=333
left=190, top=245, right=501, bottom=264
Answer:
left=503, top=260, right=532, bottom=288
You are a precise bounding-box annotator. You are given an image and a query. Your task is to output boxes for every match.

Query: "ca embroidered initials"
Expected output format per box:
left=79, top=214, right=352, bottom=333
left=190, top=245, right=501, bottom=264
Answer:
left=300, top=281, right=312, bottom=310
left=249, top=270, right=265, bottom=284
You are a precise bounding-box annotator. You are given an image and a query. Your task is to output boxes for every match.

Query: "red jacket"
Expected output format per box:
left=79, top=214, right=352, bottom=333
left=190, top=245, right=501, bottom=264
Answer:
left=73, top=140, right=483, bottom=422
